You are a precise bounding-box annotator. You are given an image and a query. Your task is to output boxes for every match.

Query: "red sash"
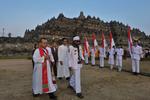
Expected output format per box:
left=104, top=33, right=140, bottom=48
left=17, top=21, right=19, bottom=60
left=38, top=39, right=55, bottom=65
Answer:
left=39, top=48, right=49, bottom=93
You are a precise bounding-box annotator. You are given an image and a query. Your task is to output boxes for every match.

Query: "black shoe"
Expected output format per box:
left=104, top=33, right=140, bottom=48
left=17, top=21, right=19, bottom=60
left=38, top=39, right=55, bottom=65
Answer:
left=68, top=85, right=75, bottom=92
left=136, top=73, right=140, bottom=76
left=32, top=93, right=40, bottom=97
left=49, top=93, right=57, bottom=100
left=66, top=77, right=70, bottom=80
left=133, top=72, right=137, bottom=75
left=68, top=85, right=73, bottom=89
left=58, top=77, right=62, bottom=80
left=76, top=93, right=84, bottom=99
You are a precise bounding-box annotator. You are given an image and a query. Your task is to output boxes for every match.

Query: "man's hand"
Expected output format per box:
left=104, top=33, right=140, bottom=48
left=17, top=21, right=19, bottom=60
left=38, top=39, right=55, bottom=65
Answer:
left=60, top=61, right=63, bottom=65
left=44, top=55, right=49, bottom=60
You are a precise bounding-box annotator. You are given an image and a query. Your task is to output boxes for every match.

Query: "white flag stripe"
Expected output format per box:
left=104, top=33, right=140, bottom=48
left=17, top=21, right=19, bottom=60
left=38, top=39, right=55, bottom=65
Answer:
left=112, top=38, right=115, bottom=47
left=94, top=39, right=98, bottom=47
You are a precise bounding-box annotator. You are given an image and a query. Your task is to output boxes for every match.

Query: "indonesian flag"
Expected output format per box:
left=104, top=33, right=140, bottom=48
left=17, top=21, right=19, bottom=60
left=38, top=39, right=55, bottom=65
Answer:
left=127, top=27, right=133, bottom=56
left=109, top=31, right=115, bottom=49
left=102, top=32, right=107, bottom=48
left=84, top=36, right=89, bottom=53
left=92, top=33, right=98, bottom=49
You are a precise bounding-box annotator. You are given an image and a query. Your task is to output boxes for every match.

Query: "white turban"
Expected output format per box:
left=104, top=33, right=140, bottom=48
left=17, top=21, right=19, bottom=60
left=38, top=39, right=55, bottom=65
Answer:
left=73, top=36, right=80, bottom=41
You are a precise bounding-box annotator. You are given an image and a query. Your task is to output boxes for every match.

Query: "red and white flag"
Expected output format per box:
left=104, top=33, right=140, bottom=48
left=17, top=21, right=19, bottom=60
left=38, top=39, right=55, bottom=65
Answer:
left=102, top=32, right=107, bottom=48
left=127, top=27, right=133, bottom=56
left=92, top=33, right=98, bottom=49
left=84, top=36, right=89, bottom=53
left=109, top=31, right=115, bottom=49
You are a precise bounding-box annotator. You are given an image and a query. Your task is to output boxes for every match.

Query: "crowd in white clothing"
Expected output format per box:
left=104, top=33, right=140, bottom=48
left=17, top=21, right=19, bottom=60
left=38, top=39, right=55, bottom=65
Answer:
left=32, top=36, right=144, bottom=100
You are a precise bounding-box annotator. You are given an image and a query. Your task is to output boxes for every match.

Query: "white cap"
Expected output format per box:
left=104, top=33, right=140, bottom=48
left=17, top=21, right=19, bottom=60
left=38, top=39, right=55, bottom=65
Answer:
left=73, top=36, right=80, bottom=41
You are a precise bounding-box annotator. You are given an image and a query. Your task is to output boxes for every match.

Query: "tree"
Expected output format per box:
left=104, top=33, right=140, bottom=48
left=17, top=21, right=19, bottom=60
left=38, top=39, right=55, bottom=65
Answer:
left=8, top=33, right=12, bottom=38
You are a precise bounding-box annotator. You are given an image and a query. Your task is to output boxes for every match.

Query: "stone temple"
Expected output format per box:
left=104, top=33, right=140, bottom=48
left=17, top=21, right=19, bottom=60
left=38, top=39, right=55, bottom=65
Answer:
left=24, top=11, right=150, bottom=46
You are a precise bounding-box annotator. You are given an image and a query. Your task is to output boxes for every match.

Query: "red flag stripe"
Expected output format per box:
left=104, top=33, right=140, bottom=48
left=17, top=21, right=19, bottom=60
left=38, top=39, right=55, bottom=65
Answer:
left=127, top=27, right=133, bottom=50
left=110, top=32, right=112, bottom=49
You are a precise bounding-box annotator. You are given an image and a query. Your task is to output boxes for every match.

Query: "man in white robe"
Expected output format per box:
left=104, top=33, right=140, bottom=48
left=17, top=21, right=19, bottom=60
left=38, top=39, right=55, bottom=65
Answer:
left=115, top=45, right=124, bottom=72
left=32, top=38, right=57, bottom=100
left=69, top=36, right=84, bottom=99
left=57, top=38, right=70, bottom=80
left=99, top=46, right=106, bottom=68
left=90, top=48, right=95, bottom=66
left=131, top=40, right=143, bottom=75
left=108, top=46, right=115, bottom=70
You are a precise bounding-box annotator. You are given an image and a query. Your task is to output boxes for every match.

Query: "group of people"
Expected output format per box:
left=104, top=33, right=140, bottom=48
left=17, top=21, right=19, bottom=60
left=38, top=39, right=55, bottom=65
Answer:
left=32, top=35, right=143, bottom=100
left=84, top=40, right=143, bottom=75
left=87, top=45, right=124, bottom=72
left=32, top=36, right=84, bottom=100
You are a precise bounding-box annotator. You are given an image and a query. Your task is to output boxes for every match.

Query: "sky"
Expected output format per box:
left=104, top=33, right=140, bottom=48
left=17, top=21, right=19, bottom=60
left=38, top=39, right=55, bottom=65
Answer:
left=0, top=0, right=150, bottom=37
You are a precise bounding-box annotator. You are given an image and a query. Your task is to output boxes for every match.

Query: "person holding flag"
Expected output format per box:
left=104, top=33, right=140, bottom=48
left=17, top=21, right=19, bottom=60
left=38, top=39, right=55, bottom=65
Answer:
left=127, top=27, right=143, bottom=75
left=91, top=33, right=98, bottom=66
left=108, top=31, right=116, bottom=70
left=83, top=36, right=89, bottom=64
left=98, top=32, right=107, bottom=68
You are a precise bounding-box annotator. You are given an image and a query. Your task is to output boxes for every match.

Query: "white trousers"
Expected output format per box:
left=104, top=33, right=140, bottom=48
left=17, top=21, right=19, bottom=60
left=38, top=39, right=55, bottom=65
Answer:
left=108, top=56, right=114, bottom=69
left=132, top=59, right=140, bottom=73
left=69, top=68, right=81, bottom=93
left=116, top=57, right=123, bottom=71
left=84, top=55, right=88, bottom=64
left=91, top=56, right=95, bottom=65
left=108, top=56, right=114, bottom=65
left=99, top=57, right=104, bottom=67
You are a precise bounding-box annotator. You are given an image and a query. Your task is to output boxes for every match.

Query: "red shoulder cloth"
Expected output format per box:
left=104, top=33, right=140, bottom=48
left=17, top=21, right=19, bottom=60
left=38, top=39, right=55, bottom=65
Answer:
left=39, top=48, right=49, bottom=93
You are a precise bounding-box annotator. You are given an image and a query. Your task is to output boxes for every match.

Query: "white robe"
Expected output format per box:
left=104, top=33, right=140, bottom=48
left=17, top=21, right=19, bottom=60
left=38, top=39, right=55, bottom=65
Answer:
left=46, top=47, right=55, bottom=63
left=99, top=47, right=106, bottom=67
left=91, top=48, right=95, bottom=65
left=108, top=48, right=115, bottom=65
left=116, top=48, right=124, bottom=71
left=131, top=45, right=142, bottom=73
left=32, top=48, right=56, bottom=94
left=116, top=48, right=124, bottom=66
left=57, top=45, right=70, bottom=78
